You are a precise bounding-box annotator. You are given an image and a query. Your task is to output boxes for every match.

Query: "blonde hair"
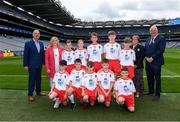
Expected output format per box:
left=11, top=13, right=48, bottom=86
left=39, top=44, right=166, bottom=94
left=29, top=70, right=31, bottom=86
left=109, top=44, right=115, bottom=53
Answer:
left=124, top=37, right=132, bottom=43
left=49, top=36, right=59, bottom=46
left=132, top=35, right=140, bottom=41
left=78, top=39, right=84, bottom=43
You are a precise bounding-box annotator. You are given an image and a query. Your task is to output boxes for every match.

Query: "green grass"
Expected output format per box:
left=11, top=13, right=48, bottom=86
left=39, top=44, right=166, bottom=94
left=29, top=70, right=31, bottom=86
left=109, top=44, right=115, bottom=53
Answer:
left=0, top=48, right=180, bottom=92
left=0, top=89, right=180, bottom=121
left=0, top=48, right=180, bottom=121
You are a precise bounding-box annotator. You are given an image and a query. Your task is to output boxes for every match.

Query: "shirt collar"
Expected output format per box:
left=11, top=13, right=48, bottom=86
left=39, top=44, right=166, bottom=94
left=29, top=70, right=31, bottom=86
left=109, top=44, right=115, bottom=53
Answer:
left=151, top=34, right=158, bottom=40
left=33, top=38, right=39, bottom=43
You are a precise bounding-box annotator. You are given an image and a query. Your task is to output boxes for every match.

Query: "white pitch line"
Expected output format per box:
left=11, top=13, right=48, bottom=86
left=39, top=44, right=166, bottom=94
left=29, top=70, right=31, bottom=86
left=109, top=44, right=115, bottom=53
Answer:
left=0, top=75, right=47, bottom=78
left=0, top=75, right=180, bottom=78
left=162, top=68, right=180, bottom=76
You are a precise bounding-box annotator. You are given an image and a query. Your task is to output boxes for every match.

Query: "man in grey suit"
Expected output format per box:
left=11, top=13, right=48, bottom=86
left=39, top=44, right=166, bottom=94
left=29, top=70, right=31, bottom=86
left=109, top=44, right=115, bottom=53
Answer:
left=145, top=25, right=166, bottom=101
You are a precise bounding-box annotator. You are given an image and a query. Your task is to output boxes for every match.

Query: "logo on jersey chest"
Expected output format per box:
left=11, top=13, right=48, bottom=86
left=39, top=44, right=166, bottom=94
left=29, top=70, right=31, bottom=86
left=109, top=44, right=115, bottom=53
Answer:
left=75, top=76, right=80, bottom=82
left=79, top=54, right=83, bottom=59
left=125, top=54, right=129, bottom=60
left=110, top=47, right=115, bottom=54
left=89, top=79, right=94, bottom=86
left=123, top=85, right=129, bottom=92
left=93, top=49, right=98, bottom=55
left=103, top=78, right=108, bottom=85
left=67, top=53, right=72, bottom=61
left=57, top=79, right=63, bottom=85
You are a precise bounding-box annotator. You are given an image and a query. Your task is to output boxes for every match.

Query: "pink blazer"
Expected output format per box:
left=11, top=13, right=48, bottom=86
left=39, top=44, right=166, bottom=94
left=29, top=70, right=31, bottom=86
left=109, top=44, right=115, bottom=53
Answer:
left=45, top=46, right=64, bottom=77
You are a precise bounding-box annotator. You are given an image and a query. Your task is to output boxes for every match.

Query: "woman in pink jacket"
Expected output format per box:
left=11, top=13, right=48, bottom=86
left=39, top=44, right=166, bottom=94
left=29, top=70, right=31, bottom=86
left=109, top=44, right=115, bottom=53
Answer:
left=45, top=36, right=64, bottom=88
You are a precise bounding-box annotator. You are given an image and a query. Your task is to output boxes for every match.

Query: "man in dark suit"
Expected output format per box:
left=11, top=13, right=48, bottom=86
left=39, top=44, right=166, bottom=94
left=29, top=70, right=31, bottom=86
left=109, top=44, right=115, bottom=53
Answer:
left=132, top=35, right=145, bottom=98
left=23, top=29, right=46, bottom=102
left=145, top=25, right=166, bottom=101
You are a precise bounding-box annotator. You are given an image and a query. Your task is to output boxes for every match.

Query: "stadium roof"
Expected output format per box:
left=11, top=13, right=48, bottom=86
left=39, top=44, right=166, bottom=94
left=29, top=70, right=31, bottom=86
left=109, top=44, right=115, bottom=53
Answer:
left=72, top=19, right=169, bottom=28
left=3, top=0, right=78, bottom=25
left=2, top=0, right=171, bottom=27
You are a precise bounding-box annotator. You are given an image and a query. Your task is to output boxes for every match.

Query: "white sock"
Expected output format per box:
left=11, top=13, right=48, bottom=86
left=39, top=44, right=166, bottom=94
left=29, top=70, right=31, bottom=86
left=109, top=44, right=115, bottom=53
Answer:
left=52, top=97, right=57, bottom=101
left=68, top=95, right=75, bottom=104
left=120, top=101, right=124, bottom=105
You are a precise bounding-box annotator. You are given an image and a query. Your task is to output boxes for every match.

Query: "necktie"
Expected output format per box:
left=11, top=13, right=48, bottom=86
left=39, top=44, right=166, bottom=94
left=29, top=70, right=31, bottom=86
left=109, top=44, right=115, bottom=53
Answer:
left=149, top=37, right=154, bottom=45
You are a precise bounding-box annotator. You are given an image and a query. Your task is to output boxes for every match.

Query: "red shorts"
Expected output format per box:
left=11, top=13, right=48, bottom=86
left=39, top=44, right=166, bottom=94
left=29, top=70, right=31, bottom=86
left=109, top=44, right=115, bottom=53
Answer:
left=72, top=86, right=82, bottom=100
left=92, top=62, right=102, bottom=72
left=118, top=95, right=134, bottom=108
left=121, top=66, right=134, bottom=78
left=53, top=88, right=67, bottom=102
left=98, top=86, right=111, bottom=103
left=84, top=88, right=96, bottom=103
left=108, top=59, right=121, bottom=74
left=66, top=64, right=75, bottom=74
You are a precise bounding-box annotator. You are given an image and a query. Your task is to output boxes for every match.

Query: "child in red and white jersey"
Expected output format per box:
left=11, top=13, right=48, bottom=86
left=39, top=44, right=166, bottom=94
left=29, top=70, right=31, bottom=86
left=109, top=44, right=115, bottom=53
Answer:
left=114, top=68, right=136, bottom=112
left=119, top=37, right=136, bottom=78
left=97, top=58, right=115, bottom=107
left=81, top=61, right=98, bottom=109
left=104, top=31, right=121, bottom=74
left=87, top=32, right=103, bottom=72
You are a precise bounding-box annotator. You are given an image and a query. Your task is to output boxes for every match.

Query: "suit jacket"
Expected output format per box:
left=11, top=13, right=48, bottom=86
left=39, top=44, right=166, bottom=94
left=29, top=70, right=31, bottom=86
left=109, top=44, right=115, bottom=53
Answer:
left=45, top=45, right=64, bottom=77
left=145, top=35, right=166, bottom=66
left=23, top=39, right=44, bottom=68
left=134, top=44, right=145, bottom=69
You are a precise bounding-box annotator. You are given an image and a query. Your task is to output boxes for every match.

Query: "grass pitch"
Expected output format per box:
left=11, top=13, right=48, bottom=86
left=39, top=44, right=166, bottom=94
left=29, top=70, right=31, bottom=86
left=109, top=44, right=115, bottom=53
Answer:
left=0, top=48, right=180, bottom=121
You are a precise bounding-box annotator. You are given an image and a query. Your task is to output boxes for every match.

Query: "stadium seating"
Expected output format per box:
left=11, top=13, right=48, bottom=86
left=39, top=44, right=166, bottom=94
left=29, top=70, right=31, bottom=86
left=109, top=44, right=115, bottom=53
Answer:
left=0, top=35, right=49, bottom=51
left=0, top=1, right=180, bottom=45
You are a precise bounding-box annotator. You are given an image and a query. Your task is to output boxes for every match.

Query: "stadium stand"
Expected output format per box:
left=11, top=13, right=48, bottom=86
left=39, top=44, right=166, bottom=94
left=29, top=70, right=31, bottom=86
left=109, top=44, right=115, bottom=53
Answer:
left=0, top=35, right=50, bottom=56
left=0, top=0, right=180, bottom=50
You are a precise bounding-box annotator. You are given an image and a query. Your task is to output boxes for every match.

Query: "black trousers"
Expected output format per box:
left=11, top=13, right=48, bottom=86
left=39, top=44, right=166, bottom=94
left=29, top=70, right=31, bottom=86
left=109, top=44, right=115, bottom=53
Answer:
left=28, top=67, right=42, bottom=96
left=133, top=68, right=144, bottom=94
left=145, top=63, right=162, bottom=97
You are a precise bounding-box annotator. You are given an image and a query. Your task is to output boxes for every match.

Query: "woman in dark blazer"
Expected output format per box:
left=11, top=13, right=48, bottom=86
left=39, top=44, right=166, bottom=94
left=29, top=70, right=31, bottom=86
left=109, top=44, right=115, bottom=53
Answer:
left=132, top=35, right=145, bottom=98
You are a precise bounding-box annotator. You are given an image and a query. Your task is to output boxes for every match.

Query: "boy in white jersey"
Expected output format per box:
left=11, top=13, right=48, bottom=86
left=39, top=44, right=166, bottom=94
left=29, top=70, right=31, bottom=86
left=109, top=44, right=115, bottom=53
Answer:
left=48, top=60, right=69, bottom=109
left=104, top=31, right=121, bottom=74
left=82, top=61, right=98, bottom=109
left=114, top=68, right=136, bottom=112
left=62, top=40, right=75, bottom=73
left=87, top=32, right=103, bottom=72
left=119, top=37, right=136, bottom=78
left=75, top=39, right=88, bottom=69
left=67, top=59, right=85, bottom=110
left=97, top=58, right=115, bottom=107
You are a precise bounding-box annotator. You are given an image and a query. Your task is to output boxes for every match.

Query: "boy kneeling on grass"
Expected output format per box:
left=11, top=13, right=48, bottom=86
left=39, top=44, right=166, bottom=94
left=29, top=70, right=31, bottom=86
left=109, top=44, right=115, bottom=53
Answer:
left=114, top=68, right=136, bottom=112
left=48, top=60, right=69, bottom=109
left=81, top=61, right=98, bottom=109
left=67, top=59, right=86, bottom=110
left=97, top=58, right=115, bottom=107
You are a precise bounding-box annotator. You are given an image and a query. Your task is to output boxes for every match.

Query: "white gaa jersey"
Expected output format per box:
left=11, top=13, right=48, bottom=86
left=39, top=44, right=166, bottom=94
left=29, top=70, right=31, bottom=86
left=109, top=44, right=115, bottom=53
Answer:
left=104, top=42, right=121, bottom=60
left=82, top=72, right=98, bottom=91
left=62, top=50, right=75, bottom=65
left=70, top=69, right=85, bottom=88
left=119, top=49, right=135, bottom=66
left=53, top=72, right=69, bottom=91
left=114, top=78, right=136, bottom=96
left=75, top=49, right=88, bottom=66
left=87, top=44, right=103, bottom=62
left=97, top=69, right=115, bottom=90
